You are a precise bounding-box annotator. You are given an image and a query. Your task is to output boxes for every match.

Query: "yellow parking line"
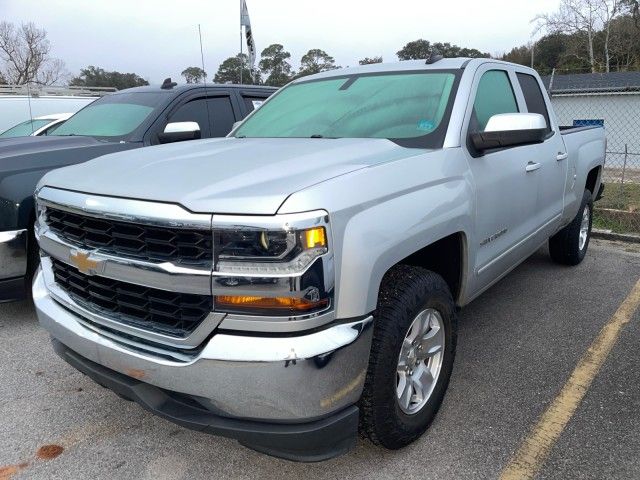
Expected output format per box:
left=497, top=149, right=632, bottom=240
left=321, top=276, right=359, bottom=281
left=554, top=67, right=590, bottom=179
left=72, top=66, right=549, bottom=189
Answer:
left=500, top=278, right=640, bottom=480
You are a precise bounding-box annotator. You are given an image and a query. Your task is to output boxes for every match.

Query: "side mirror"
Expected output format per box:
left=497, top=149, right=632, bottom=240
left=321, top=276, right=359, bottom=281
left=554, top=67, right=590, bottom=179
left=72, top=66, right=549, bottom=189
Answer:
left=470, top=113, right=547, bottom=153
left=158, top=121, right=201, bottom=144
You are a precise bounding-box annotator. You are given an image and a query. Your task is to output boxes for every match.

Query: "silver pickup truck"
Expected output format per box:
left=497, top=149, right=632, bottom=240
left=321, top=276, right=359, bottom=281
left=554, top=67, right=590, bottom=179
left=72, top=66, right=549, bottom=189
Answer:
left=33, top=58, right=605, bottom=461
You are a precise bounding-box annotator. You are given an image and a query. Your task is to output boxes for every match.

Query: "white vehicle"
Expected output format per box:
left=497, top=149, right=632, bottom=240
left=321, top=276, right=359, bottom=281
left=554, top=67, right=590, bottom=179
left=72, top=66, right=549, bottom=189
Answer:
left=0, top=113, right=73, bottom=138
left=0, top=84, right=113, bottom=133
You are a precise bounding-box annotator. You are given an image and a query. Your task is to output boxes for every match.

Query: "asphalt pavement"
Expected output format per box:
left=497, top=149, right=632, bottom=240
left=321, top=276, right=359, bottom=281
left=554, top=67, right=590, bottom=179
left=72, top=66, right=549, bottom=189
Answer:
left=1, top=238, right=639, bottom=479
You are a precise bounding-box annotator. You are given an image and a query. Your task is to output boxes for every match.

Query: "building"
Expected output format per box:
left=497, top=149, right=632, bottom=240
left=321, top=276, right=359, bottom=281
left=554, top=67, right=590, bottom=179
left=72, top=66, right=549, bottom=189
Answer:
left=541, top=72, right=640, bottom=171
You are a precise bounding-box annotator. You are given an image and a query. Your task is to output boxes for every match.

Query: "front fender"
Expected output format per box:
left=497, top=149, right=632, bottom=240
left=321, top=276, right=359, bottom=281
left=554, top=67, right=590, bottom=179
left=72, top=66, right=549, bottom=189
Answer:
left=278, top=147, right=474, bottom=319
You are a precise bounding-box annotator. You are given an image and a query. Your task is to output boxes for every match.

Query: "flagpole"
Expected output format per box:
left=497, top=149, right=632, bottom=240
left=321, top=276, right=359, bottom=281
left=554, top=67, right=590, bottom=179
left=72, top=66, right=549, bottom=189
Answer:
left=239, top=0, right=243, bottom=85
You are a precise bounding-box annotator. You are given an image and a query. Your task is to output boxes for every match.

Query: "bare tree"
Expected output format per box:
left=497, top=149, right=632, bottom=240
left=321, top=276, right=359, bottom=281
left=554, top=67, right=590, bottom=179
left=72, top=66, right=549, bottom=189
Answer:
left=599, top=0, right=622, bottom=71
left=0, top=21, right=66, bottom=85
left=534, top=0, right=601, bottom=72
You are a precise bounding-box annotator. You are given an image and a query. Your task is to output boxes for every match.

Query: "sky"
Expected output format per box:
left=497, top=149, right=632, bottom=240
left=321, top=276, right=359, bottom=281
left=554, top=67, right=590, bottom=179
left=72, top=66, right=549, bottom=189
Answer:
left=0, top=0, right=561, bottom=85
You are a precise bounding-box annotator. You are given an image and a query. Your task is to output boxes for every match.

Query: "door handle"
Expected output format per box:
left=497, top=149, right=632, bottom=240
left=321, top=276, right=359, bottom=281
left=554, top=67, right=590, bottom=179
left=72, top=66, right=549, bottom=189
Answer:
left=526, top=161, right=541, bottom=172
left=556, top=152, right=568, bottom=161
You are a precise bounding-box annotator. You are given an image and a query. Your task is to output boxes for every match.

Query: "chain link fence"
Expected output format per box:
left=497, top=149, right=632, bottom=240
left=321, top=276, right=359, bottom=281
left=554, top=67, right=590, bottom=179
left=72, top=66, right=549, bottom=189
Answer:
left=544, top=69, right=640, bottom=234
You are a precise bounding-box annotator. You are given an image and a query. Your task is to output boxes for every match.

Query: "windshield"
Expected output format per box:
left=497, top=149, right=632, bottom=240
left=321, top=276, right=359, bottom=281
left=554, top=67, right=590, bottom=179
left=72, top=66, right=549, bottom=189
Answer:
left=0, top=119, right=52, bottom=137
left=234, top=71, right=459, bottom=147
left=51, top=92, right=164, bottom=138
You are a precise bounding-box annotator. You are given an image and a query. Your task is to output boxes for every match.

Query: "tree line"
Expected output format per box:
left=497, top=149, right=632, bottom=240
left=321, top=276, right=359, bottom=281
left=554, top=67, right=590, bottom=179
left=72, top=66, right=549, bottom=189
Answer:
left=1, top=1, right=640, bottom=90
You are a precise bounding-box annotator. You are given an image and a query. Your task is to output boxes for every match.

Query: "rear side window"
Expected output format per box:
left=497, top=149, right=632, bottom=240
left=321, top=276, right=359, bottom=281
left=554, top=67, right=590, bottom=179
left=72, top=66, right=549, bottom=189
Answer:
left=516, top=73, right=551, bottom=134
left=472, top=70, right=518, bottom=131
left=242, top=96, right=267, bottom=114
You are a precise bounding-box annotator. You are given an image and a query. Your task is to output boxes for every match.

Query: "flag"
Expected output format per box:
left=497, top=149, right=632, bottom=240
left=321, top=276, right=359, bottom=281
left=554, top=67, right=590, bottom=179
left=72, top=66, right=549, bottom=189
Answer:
left=241, top=0, right=256, bottom=71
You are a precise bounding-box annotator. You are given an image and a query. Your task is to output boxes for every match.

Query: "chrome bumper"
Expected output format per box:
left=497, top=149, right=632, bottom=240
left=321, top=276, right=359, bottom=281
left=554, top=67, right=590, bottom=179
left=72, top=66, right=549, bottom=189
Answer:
left=0, top=229, right=28, bottom=280
left=34, top=267, right=373, bottom=421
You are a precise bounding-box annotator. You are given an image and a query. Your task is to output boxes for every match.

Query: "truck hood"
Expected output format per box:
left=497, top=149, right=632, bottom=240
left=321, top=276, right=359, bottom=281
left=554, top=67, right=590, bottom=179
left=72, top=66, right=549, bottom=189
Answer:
left=0, top=135, right=136, bottom=175
left=40, top=137, right=426, bottom=214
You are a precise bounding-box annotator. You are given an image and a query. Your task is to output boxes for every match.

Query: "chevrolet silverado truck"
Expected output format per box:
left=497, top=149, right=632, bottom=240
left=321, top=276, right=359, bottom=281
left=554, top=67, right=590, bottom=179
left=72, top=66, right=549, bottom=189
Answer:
left=33, top=58, right=605, bottom=461
left=0, top=81, right=275, bottom=302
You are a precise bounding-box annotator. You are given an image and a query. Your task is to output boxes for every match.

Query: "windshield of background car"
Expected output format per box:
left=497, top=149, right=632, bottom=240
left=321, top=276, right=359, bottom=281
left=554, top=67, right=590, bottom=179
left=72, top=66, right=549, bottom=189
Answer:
left=0, top=119, right=52, bottom=137
left=51, top=92, right=164, bottom=138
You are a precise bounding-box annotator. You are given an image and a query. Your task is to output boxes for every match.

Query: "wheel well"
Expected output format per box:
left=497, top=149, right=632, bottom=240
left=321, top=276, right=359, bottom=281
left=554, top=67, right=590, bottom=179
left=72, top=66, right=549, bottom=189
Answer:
left=585, top=166, right=601, bottom=194
left=397, top=232, right=464, bottom=303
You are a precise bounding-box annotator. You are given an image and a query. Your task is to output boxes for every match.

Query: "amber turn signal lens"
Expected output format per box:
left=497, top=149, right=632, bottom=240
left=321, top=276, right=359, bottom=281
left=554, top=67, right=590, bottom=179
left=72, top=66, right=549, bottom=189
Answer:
left=215, top=295, right=328, bottom=312
left=304, top=227, right=326, bottom=249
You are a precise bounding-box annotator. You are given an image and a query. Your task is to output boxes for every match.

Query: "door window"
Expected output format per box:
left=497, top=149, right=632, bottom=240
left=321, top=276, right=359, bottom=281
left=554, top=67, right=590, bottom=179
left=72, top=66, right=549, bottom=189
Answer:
left=472, top=70, right=518, bottom=131
left=206, top=96, right=236, bottom=137
left=516, top=73, right=551, bottom=134
left=167, top=98, right=211, bottom=137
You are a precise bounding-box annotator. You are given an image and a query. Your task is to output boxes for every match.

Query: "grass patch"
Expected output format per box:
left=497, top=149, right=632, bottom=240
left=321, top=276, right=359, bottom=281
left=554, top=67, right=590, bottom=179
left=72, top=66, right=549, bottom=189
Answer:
left=598, top=182, right=640, bottom=211
left=593, top=210, right=635, bottom=234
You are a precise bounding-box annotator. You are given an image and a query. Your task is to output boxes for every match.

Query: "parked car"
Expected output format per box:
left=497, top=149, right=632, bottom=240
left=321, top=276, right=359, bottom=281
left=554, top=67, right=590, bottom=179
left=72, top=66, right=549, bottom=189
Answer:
left=32, top=58, right=605, bottom=461
left=0, top=84, right=107, bottom=133
left=0, top=81, right=276, bottom=302
left=0, top=113, right=73, bottom=138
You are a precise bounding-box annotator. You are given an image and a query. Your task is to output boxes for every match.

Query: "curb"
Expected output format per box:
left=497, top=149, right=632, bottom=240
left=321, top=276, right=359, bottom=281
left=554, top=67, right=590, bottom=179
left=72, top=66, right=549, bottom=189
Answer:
left=592, top=229, right=640, bottom=244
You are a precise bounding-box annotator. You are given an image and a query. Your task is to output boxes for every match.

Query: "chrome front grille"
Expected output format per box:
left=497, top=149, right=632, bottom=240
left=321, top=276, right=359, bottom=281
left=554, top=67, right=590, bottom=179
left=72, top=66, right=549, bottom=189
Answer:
left=51, top=258, right=213, bottom=337
left=45, top=207, right=213, bottom=265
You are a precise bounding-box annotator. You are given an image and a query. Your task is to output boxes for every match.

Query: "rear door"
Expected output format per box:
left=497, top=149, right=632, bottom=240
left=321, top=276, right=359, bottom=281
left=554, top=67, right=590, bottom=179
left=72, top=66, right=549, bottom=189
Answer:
left=514, top=70, right=567, bottom=236
left=463, top=64, right=541, bottom=291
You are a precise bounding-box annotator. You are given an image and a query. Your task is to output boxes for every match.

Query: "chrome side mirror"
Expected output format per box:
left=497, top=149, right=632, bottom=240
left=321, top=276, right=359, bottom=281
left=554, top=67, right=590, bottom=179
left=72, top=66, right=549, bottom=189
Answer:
left=158, top=121, right=201, bottom=144
left=471, top=113, right=547, bottom=153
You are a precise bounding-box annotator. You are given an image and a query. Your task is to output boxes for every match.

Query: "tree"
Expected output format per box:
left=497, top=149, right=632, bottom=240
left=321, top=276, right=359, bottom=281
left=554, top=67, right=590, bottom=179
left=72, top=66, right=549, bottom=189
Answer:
left=214, top=53, right=260, bottom=84
left=0, top=21, right=66, bottom=85
left=0, top=72, right=6, bottom=84
left=397, top=39, right=432, bottom=60
left=359, top=56, right=383, bottom=65
left=70, top=66, right=148, bottom=90
left=533, top=0, right=622, bottom=72
left=298, top=49, right=339, bottom=77
left=259, top=44, right=292, bottom=86
left=181, top=66, right=207, bottom=84
left=397, top=39, right=489, bottom=60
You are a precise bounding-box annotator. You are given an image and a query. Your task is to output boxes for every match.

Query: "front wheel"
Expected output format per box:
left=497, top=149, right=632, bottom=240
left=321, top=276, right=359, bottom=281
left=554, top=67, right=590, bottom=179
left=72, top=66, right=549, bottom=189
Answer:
left=549, top=189, right=593, bottom=266
left=359, top=265, right=457, bottom=449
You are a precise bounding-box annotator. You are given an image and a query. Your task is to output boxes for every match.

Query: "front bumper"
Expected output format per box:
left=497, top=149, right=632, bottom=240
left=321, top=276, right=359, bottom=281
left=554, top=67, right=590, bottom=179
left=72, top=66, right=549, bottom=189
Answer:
left=33, top=267, right=373, bottom=459
left=0, top=229, right=28, bottom=302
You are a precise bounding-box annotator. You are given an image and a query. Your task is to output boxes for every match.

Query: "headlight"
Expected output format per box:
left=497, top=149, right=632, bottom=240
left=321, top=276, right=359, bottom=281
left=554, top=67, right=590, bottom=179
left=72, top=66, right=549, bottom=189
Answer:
left=212, top=211, right=333, bottom=316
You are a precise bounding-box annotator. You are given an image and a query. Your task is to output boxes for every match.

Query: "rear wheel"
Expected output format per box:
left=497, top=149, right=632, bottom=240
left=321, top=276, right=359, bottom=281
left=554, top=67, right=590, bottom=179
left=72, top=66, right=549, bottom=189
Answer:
left=359, top=265, right=457, bottom=449
left=549, top=189, right=593, bottom=266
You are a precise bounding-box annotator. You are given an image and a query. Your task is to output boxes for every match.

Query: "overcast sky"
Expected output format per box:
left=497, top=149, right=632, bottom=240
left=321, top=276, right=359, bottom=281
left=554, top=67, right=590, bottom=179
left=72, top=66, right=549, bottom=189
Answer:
left=1, top=0, right=561, bottom=85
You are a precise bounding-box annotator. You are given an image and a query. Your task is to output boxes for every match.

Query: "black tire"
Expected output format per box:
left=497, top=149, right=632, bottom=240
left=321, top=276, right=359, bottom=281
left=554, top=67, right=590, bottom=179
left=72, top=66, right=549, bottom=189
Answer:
left=549, top=189, right=593, bottom=266
left=359, top=264, right=457, bottom=449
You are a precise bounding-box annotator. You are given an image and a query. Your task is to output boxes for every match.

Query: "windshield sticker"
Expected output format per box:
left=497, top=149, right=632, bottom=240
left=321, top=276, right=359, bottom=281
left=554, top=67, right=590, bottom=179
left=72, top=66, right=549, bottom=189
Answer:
left=417, top=119, right=434, bottom=131
left=252, top=100, right=264, bottom=109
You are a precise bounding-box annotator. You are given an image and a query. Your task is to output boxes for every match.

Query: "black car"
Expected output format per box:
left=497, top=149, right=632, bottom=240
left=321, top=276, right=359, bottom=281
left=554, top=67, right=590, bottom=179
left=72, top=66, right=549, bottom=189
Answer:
left=0, top=81, right=277, bottom=302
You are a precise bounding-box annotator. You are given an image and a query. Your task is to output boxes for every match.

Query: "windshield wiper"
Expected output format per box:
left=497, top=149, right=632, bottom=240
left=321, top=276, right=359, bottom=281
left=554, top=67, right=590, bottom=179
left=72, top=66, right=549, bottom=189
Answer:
left=310, top=134, right=325, bottom=138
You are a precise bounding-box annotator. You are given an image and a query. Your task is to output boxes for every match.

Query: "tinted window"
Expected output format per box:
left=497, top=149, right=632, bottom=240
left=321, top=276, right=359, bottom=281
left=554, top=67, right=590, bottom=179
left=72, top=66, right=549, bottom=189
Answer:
left=168, top=98, right=211, bottom=137
left=516, top=73, right=551, bottom=133
left=473, top=70, right=518, bottom=131
left=52, top=92, right=164, bottom=138
left=234, top=72, right=457, bottom=143
left=207, top=96, right=236, bottom=136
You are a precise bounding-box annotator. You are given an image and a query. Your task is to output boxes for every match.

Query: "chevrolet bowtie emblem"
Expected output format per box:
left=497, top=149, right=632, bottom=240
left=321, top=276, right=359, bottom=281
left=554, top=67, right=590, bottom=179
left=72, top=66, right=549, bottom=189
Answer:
left=69, top=250, right=101, bottom=275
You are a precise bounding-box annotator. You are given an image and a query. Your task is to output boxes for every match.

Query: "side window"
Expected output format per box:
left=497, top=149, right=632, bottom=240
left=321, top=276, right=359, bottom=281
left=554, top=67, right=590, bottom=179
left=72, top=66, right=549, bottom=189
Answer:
left=167, top=98, right=211, bottom=137
left=472, top=70, right=519, bottom=131
left=242, top=96, right=266, bottom=114
left=516, top=72, right=551, bottom=134
left=206, top=96, right=236, bottom=137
